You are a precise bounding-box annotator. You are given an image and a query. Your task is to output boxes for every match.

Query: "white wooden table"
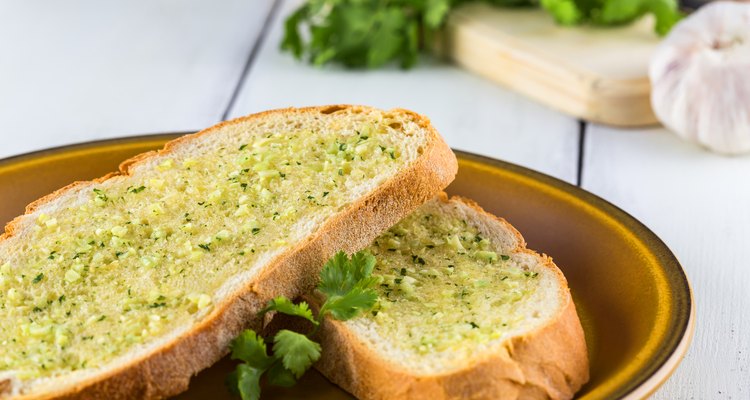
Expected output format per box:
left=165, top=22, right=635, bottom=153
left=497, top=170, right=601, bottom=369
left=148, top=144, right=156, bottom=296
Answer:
left=1, top=1, right=747, bottom=398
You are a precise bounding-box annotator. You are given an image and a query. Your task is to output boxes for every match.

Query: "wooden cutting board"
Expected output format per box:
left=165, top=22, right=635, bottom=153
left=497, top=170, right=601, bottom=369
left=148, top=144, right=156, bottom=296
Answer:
left=442, top=3, right=661, bottom=127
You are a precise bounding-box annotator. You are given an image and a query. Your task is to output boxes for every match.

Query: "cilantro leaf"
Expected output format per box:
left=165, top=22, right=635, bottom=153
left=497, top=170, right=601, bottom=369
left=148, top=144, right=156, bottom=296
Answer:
left=281, top=0, right=682, bottom=70
left=318, top=251, right=376, bottom=298
left=262, top=297, right=317, bottom=325
left=425, top=0, right=452, bottom=29
left=280, top=4, right=308, bottom=59
left=323, top=286, right=378, bottom=321
left=318, top=251, right=378, bottom=320
left=540, top=0, right=582, bottom=25
left=273, top=330, right=322, bottom=378
left=543, top=0, right=682, bottom=35
left=281, top=0, right=456, bottom=69
left=642, top=0, right=682, bottom=36
left=598, top=0, right=644, bottom=24
left=226, top=251, right=380, bottom=398
left=317, top=251, right=351, bottom=297
left=225, top=369, right=240, bottom=396
left=266, top=362, right=298, bottom=388
left=366, top=8, right=407, bottom=68
left=485, top=0, right=536, bottom=6
left=349, top=251, right=376, bottom=280
left=230, top=330, right=273, bottom=369
left=403, top=19, right=420, bottom=69
left=236, top=364, right=263, bottom=400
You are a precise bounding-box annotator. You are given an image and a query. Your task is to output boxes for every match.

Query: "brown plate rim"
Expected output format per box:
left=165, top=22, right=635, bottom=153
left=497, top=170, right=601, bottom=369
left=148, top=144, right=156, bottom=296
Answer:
left=458, top=151, right=695, bottom=399
left=0, top=133, right=694, bottom=400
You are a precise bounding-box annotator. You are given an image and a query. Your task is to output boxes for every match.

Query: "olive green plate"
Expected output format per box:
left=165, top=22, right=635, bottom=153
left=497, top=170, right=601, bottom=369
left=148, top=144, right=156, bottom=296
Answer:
left=0, top=134, right=694, bottom=399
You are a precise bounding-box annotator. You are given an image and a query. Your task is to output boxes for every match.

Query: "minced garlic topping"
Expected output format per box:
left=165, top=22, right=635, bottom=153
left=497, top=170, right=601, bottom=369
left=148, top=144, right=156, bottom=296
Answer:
left=366, top=208, right=540, bottom=354
left=0, top=123, right=407, bottom=378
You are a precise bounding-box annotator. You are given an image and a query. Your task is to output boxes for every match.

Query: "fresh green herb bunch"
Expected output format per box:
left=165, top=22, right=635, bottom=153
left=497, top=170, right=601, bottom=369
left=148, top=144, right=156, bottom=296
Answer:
left=282, top=0, right=458, bottom=69
left=536, top=0, right=682, bottom=35
left=281, top=0, right=682, bottom=69
left=226, top=251, right=379, bottom=400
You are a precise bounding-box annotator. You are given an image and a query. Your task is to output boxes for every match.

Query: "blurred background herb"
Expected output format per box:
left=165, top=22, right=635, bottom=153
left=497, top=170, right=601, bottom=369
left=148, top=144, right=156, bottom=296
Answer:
left=281, top=0, right=683, bottom=69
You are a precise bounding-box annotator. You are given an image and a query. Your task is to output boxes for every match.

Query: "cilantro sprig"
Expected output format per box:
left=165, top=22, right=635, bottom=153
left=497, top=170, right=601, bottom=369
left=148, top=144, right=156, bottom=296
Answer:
left=226, top=251, right=379, bottom=400
left=282, top=0, right=434, bottom=69
left=281, top=0, right=683, bottom=69
left=538, top=0, right=682, bottom=35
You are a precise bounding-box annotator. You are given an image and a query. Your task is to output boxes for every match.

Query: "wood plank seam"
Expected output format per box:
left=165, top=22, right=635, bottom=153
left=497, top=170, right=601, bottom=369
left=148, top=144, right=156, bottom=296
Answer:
left=221, top=0, right=283, bottom=121
left=576, top=120, right=586, bottom=187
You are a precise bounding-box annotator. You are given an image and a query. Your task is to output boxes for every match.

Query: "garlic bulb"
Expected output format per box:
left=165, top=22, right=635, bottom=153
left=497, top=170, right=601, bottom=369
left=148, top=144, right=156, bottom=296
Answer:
left=649, top=1, right=750, bottom=155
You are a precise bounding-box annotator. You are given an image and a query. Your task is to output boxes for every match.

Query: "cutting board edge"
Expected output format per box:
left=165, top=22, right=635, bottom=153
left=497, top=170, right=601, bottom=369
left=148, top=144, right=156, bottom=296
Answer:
left=443, top=7, right=660, bottom=127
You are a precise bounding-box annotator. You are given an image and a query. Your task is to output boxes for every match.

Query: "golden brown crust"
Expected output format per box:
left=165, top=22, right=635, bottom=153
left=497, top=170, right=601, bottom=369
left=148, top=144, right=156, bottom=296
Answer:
left=313, top=196, right=589, bottom=400
left=0, top=105, right=457, bottom=400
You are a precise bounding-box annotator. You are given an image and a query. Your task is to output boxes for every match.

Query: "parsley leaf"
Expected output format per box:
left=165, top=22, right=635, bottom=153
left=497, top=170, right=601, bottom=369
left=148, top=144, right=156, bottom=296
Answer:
left=540, top=0, right=582, bottom=25
left=319, top=251, right=379, bottom=320
left=281, top=0, right=682, bottom=69
left=317, top=251, right=349, bottom=297
left=236, top=364, right=263, bottom=400
left=226, top=251, right=379, bottom=399
left=272, top=330, right=322, bottom=378
left=350, top=251, right=377, bottom=279
left=226, top=370, right=240, bottom=396
left=281, top=0, right=440, bottom=69
left=266, top=362, right=297, bottom=387
left=280, top=3, right=308, bottom=59
left=641, top=0, right=683, bottom=36
left=318, top=250, right=376, bottom=298
left=425, top=0, right=452, bottom=28
left=323, top=286, right=378, bottom=320
left=261, top=297, right=317, bottom=325
left=591, top=0, right=682, bottom=34
left=365, top=8, right=407, bottom=68
left=230, top=330, right=273, bottom=369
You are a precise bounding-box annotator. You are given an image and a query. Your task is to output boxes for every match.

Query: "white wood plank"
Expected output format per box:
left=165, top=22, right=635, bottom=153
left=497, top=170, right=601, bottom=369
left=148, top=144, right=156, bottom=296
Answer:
left=582, top=125, right=750, bottom=399
left=445, top=4, right=657, bottom=126
left=228, top=0, right=580, bottom=183
left=0, top=0, right=273, bottom=159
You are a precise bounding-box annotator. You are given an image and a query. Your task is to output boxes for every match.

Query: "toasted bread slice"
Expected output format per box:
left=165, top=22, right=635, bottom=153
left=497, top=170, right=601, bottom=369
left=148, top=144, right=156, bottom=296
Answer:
left=313, top=195, right=589, bottom=400
left=0, top=105, right=457, bottom=399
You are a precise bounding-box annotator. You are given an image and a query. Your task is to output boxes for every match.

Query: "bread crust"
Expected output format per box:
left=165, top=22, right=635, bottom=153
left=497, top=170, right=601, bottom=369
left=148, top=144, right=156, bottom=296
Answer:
left=313, top=195, right=589, bottom=400
left=0, top=105, right=457, bottom=400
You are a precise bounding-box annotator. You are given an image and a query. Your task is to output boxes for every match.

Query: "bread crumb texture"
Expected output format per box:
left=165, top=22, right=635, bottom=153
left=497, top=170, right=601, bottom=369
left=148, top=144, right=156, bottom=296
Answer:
left=347, top=199, right=561, bottom=373
left=0, top=107, right=427, bottom=384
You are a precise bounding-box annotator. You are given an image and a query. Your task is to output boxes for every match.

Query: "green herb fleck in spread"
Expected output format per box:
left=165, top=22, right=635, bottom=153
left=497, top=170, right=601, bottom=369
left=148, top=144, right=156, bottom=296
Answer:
left=361, top=204, right=542, bottom=355
left=0, top=119, right=412, bottom=379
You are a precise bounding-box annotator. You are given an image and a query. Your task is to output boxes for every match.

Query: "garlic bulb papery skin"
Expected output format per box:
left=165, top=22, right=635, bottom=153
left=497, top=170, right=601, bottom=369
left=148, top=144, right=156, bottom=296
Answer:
left=649, top=1, right=750, bottom=155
